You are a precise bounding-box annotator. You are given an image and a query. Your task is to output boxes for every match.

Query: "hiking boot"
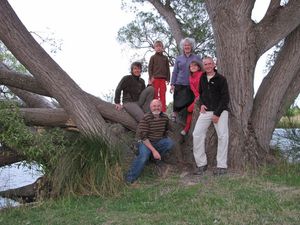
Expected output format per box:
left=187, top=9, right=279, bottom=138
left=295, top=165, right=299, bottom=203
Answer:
left=213, top=168, right=227, bottom=176
left=155, top=161, right=171, bottom=178
left=193, top=165, right=208, bottom=175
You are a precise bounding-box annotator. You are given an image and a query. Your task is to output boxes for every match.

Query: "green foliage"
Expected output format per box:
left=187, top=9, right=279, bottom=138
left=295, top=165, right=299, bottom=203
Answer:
left=118, top=0, right=215, bottom=65
left=260, top=162, right=300, bottom=187
left=285, top=105, right=300, bottom=117
left=277, top=104, right=300, bottom=128
left=51, top=136, right=124, bottom=197
left=0, top=101, right=69, bottom=173
left=0, top=42, right=27, bottom=100
left=0, top=42, right=27, bottom=73
left=0, top=102, right=124, bottom=197
left=1, top=168, right=300, bottom=224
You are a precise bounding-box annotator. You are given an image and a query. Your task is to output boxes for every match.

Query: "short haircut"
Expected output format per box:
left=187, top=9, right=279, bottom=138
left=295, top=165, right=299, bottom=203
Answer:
left=202, top=56, right=214, bottom=63
left=130, top=61, right=142, bottom=75
left=154, top=40, right=164, bottom=47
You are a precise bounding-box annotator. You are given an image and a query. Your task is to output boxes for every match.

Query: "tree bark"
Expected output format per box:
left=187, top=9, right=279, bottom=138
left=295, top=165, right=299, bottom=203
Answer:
left=0, top=145, right=25, bottom=167
left=0, top=62, right=55, bottom=108
left=0, top=177, right=46, bottom=203
left=0, top=1, right=112, bottom=142
left=17, top=106, right=138, bottom=132
left=201, top=0, right=300, bottom=169
left=252, top=25, right=300, bottom=149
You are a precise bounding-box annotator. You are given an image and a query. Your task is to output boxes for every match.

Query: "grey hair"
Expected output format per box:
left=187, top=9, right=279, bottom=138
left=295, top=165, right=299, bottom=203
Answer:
left=179, top=37, right=196, bottom=52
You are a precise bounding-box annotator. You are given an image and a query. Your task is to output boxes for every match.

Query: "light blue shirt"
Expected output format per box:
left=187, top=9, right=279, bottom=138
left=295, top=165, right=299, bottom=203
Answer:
left=171, top=53, right=201, bottom=86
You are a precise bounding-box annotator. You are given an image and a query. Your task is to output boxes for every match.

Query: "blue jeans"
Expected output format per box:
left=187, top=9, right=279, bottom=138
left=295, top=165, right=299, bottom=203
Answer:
left=125, top=137, right=174, bottom=183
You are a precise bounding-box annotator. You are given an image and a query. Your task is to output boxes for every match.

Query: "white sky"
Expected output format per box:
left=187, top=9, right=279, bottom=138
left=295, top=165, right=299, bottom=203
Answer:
left=8, top=0, right=299, bottom=106
left=8, top=0, right=136, bottom=99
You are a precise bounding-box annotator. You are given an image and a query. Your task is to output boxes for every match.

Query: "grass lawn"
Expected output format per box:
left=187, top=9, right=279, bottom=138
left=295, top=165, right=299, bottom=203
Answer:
left=1, top=165, right=300, bottom=225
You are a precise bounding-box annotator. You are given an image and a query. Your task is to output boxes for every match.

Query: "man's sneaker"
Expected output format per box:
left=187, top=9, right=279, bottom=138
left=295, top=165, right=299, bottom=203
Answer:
left=213, top=168, right=227, bottom=176
left=180, top=130, right=187, bottom=136
left=193, top=165, right=208, bottom=175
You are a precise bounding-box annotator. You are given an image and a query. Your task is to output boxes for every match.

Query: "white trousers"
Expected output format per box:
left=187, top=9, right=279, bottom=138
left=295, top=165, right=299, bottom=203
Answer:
left=192, top=110, right=229, bottom=168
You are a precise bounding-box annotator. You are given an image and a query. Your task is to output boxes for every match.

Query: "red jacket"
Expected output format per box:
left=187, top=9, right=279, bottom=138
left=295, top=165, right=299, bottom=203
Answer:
left=190, top=70, right=203, bottom=100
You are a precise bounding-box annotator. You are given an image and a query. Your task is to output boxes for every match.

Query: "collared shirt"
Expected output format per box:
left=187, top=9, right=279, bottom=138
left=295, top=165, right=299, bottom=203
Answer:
left=136, top=112, right=170, bottom=142
left=171, top=53, right=201, bottom=86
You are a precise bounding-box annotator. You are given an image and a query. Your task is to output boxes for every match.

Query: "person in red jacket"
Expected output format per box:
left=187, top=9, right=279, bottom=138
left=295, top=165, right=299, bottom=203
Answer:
left=180, top=61, right=203, bottom=135
left=148, top=40, right=171, bottom=112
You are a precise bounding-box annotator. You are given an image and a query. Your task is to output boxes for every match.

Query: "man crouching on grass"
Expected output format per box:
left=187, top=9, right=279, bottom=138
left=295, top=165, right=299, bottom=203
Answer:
left=125, top=99, right=174, bottom=184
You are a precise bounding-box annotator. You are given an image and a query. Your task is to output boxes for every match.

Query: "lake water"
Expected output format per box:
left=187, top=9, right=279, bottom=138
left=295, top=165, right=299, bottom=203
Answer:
left=0, top=162, right=43, bottom=208
left=0, top=128, right=298, bottom=209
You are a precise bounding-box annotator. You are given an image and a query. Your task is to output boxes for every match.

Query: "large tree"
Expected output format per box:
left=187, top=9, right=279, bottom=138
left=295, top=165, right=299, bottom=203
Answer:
left=118, top=0, right=300, bottom=169
left=0, top=0, right=299, bottom=172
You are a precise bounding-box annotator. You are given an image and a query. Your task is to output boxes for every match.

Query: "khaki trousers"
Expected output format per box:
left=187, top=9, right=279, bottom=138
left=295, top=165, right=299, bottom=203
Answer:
left=192, top=110, right=229, bottom=168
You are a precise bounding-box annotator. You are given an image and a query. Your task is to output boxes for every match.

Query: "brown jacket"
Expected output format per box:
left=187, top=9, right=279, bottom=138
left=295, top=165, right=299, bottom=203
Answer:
left=148, top=52, right=170, bottom=81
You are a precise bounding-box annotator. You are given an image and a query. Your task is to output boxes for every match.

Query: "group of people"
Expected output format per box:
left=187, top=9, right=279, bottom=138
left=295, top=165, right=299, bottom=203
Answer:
left=114, top=37, right=230, bottom=184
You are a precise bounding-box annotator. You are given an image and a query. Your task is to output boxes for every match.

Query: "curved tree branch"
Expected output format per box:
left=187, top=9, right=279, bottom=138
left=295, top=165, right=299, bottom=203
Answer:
left=147, top=0, right=184, bottom=46
left=0, top=62, right=55, bottom=108
left=9, top=87, right=55, bottom=108
left=255, top=0, right=300, bottom=55
left=0, top=69, right=139, bottom=131
left=0, top=68, right=49, bottom=96
left=276, top=67, right=300, bottom=122
left=0, top=0, right=111, bottom=141
left=19, top=102, right=138, bottom=132
left=252, top=25, right=300, bottom=149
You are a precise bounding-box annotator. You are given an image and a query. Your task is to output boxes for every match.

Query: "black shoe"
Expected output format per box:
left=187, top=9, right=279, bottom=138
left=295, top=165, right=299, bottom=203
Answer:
left=193, top=165, right=208, bottom=175
left=213, top=168, right=227, bottom=176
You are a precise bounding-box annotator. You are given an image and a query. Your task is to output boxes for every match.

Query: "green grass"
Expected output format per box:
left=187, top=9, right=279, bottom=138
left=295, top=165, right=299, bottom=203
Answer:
left=1, top=164, right=300, bottom=225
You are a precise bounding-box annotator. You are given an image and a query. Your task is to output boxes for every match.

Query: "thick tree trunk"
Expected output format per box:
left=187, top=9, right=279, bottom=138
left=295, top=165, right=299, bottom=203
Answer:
left=202, top=1, right=262, bottom=169
left=200, top=0, right=300, bottom=169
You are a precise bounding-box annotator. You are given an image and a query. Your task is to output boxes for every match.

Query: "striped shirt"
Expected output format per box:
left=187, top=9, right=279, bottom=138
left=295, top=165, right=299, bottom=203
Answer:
left=136, top=112, right=170, bottom=142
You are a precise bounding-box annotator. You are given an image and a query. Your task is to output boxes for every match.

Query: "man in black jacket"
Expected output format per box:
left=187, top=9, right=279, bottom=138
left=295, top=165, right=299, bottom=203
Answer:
left=192, top=57, right=230, bottom=176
